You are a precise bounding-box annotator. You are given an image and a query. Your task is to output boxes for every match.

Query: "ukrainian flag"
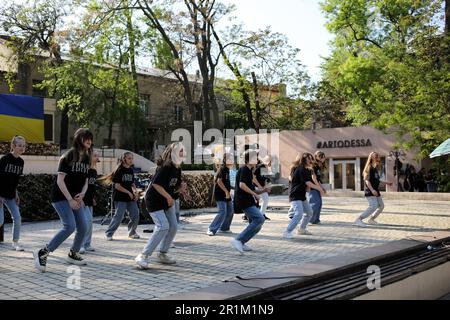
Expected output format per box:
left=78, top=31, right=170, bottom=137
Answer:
left=0, top=93, right=44, bottom=143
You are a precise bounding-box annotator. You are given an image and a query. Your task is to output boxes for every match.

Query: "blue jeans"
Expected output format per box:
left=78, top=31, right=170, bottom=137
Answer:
left=83, top=206, right=93, bottom=248
left=0, top=198, right=21, bottom=242
left=309, top=190, right=322, bottom=224
left=142, top=206, right=177, bottom=255
left=236, top=206, right=265, bottom=244
left=287, top=200, right=313, bottom=232
left=47, top=201, right=88, bottom=252
left=175, top=199, right=180, bottom=223
left=209, top=201, right=234, bottom=234
left=105, top=201, right=140, bottom=237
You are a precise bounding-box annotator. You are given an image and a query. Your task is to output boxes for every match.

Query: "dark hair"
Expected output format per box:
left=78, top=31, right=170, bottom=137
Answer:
left=215, top=153, right=233, bottom=182
left=243, top=149, right=257, bottom=165
left=64, top=128, right=93, bottom=165
left=314, top=151, right=327, bottom=169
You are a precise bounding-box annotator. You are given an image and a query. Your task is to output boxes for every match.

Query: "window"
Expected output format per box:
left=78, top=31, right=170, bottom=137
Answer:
left=44, top=114, right=54, bottom=142
left=103, top=139, right=116, bottom=148
left=174, top=105, right=184, bottom=122
left=32, top=79, right=47, bottom=97
left=139, top=94, right=150, bottom=119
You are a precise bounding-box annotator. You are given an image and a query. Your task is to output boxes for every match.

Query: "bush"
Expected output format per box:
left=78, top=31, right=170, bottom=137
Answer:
left=2, top=172, right=214, bottom=223
left=0, top=142, right=59, bottom=156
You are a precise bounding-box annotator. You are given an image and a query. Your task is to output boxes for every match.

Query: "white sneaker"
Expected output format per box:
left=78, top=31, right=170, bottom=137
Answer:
left=157, top=252, right=176, bottom=265
left=135, top=254, right=150, bottom=269
left=242, top=244, right=252, bottom=252
left=297, top=228, right=313, bottom=235
left=368, top=218, right=379, bottom=225
left=354, top=219, right=367, bottom=227
left=128, top=234, right=141, bottom=239
left=206, top=230, right=215, bottom=236
left=12, top=242, right=24, bottom=251
left=79, top=247, right=86, bottom=254
left=230, top=239, right=244, bottom=255
left=85, top=246, right=95, bottom=252
left=106, top=236, right=113, bottom=241
left=283, top=230, right=294, bottom=239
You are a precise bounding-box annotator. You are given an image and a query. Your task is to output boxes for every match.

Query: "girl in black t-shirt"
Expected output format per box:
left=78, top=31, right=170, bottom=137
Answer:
left=34, top=128, right=93, bottom=273
left=0, top=135, right=26, bottom=251
left=354, top=152, right=393, bottom=227
left=101, top=152, right=140, bottom=240
left=135, top=142, right=188, bottom=269
left=230, top=150, right=269, bottom=255
left=80, top=150, right=100, bottom=254
left=284, top=153, right=324, bottom=239
left=207, top=153, right=234, bottom=236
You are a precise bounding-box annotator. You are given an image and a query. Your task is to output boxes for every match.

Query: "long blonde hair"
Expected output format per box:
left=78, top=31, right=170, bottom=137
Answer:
left=157, top=142, right=185, bottom=168
left=98, top=152, right=132, bottom=185
left=289, top=152, right=313, bottom=181
left=10, top=135, right=26, bottom=152
left=90, top=151, right=100, bottom=170
left=363, top=152, right=381, bottom=180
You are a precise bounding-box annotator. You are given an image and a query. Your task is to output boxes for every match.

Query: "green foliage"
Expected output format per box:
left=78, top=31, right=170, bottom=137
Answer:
left=320, top=0, right=450, bottom=158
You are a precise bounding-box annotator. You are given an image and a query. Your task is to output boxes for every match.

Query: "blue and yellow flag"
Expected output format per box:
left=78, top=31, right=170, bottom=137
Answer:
left=0, top=93, right=44, bottom=143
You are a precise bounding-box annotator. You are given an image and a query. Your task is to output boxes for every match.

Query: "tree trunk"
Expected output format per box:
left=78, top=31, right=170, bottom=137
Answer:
left=251, top=72, right=261, bottom=133
left=208, top=24, right=255, bottom=129
left=125, top=4, right=142, bottom=152
left=445, top=0, right=450, bottom=35
left=138, top=1, right=196, bottom=119
left=59, top=106, right=69, bottom=149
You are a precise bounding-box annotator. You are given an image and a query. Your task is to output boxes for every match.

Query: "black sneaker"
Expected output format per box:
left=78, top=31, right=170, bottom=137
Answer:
left=67, top=250, right=87, bottom=266
left=33, top=247, right=49, bottom=272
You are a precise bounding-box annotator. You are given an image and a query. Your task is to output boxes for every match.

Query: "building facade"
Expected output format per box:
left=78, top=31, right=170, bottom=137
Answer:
left=258, top=126, right=425, bottom=192
left=0, top=37, right=226, bottom=160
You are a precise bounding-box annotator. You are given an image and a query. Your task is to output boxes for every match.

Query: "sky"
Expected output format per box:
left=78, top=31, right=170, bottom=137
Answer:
left=221, top=0, right=334, bottom=81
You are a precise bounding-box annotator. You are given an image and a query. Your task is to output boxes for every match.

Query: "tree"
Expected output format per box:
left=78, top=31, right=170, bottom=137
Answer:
left=0, top=0, right=71, bottom=148
left=320, top=0, right=450, bottom=158
left=210, top=24, right=309, bottom=131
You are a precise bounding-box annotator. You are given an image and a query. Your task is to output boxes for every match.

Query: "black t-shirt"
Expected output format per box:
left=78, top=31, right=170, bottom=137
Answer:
left=289, top=165, right=312, bottom=202
left=236, top=165, right=256, bottom=210
left=0, top=153, right=24, bottom=199
left=254, top=163, right=269, bottom=187
left=84, top=169, right=97, bottom=207
left=313, top=164, right=323, bottom=184
left=215, top=166, right=231, bottom=202
left=364, top=166, right=381, bottom=197
left=113, top=166, right=135, bottom=202
left=51, top=155, right=90, bottom=203
left=145, top=165, right=182, bottom=212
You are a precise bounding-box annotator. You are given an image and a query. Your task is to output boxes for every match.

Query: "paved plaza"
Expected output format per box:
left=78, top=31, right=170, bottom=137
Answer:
left=1, top=195, right=449, bottom=300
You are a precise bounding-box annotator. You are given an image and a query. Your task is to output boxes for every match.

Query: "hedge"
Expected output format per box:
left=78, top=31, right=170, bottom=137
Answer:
left=2, top=172, right=214, bottom=223
left=0, top=142, right=59, bottom=156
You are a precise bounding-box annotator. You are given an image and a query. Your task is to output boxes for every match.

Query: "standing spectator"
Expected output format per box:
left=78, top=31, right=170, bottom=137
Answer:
left=417, top=168, right=427, bottom=192
left=425, top=170, right=438, bottom=192
left=407, top=166, right=418, bottom=192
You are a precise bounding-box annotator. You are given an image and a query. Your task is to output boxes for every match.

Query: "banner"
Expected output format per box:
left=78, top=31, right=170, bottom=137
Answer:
left=0, top=93, right=44, bottom=143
